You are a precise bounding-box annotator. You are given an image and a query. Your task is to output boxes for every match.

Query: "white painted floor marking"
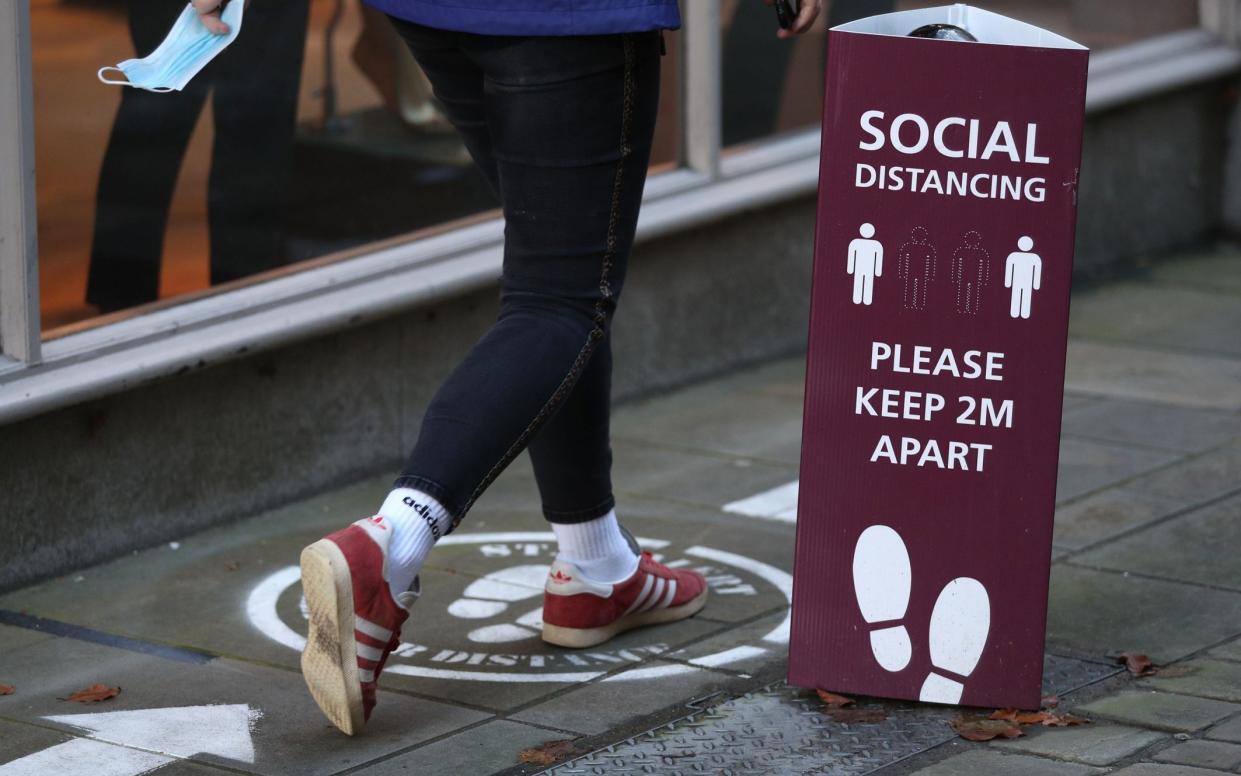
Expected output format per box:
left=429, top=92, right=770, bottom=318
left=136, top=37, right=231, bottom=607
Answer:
left=248, top=533, right=792, bottom=683
left=684, top=546, right=793, bottom=645
left=1, top=704, right=259, bottom=775
left=0, top=739, right=170, bottom=776
left=721, top=480, right=800, bottom=523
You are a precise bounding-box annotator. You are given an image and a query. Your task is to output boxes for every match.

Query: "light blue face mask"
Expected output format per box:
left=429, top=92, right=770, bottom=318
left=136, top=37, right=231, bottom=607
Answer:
left=98, top=2, right=244, bottom=93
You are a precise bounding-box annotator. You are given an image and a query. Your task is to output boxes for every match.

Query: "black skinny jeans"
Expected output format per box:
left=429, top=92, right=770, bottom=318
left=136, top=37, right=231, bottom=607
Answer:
left=388, top=21, right=662, bottom=531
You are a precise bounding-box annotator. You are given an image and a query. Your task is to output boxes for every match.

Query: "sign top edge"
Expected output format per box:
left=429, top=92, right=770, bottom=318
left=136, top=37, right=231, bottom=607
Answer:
left=831, top=3, right=1089, bottom=51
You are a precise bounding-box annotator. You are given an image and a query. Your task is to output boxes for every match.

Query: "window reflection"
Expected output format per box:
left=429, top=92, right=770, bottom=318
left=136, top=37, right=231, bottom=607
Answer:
left=34, top=1, right=678, bottom=335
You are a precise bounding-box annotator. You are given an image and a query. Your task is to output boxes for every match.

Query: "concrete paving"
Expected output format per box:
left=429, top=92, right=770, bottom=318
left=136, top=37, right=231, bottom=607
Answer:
left=1, top=246, right=1240, bottom=773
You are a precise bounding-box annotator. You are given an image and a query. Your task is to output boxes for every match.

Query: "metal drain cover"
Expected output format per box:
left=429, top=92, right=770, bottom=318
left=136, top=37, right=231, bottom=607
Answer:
left=544, top=655, right=1118, bottom=775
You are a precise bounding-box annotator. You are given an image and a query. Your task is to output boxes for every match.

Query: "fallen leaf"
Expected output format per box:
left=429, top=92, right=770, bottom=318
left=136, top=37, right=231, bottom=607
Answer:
left=952, top=716, right=1024, bottom=742
left=64, top=684, right=120, bottom=703
left=517, top=739, right=578, bottom=766
left=827, top=708, right=887, bottom=724
left=0, top=684, right=13, bottom=696
left=1040, top=695, right=1060, bottom=709
left=1117, top=652, right=1158, bottom=677
left=224, top=561, right=242, bottom=572
left=1041, top=712, right=1090, bottom=727
left=990, top=709, right=1052, bottom=725
left=815, top=689, right=855, bottom=708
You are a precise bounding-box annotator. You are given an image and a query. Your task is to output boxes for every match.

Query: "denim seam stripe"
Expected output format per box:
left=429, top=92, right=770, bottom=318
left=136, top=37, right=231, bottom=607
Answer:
left=447, top=35, right=637, bottom=533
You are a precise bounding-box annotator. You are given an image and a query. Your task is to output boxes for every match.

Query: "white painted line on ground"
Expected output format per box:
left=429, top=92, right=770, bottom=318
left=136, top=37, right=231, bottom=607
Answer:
left=722, top=480, right=799, bottom=523
left=1, top=704, right=259, bottom=775
left=685, top=546, right=792, bottom=645
left=0, top=738, right=170, bottom=776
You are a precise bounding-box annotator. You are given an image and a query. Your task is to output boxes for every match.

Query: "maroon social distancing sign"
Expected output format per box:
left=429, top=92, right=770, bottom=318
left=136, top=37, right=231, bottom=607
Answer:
left=789, top=7, right=1089, bottom=710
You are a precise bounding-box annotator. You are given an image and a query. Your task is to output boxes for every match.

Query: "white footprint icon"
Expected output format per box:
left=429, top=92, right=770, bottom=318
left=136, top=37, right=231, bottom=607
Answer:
left=918, top=577, right=991, bottom=704
left=852, top=525, right=913, bottom=672
left=446, top=564, right=546, bottom=644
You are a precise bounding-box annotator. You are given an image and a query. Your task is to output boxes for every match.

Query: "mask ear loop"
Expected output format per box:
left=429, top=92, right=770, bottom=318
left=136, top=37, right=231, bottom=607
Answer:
left=97, top=66, right=130, bottom=86
left=97, top=67, right=175, bottom=93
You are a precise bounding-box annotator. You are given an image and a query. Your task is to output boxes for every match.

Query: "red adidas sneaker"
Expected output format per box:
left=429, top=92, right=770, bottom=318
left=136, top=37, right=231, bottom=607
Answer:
left=541, top=550, right=708, bottom=648
left=299, top=516, right=418, bottom=736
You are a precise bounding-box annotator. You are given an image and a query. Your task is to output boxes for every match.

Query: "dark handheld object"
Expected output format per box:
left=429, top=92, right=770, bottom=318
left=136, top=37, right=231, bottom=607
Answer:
left=774, top=0, right=799, bottom=30
left=908, top=23, right=977, bottom=42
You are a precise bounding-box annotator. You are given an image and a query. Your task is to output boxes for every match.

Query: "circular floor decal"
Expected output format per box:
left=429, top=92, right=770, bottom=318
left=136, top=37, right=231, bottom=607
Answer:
left=247, top=532, right=791, bottom=683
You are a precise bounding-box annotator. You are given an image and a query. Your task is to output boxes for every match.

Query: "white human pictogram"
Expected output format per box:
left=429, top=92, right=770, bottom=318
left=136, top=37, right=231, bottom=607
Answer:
left=847, top=223, right=884, bottom=305
left=949, top=230, right=990, bottom=315
left=852, top=524, right=992, bottom=705
left=1004, top=235, right=1042, bottom=319
left=897, top=226, right=936, bottom=310
left=852, top=525, right=912, bottom=671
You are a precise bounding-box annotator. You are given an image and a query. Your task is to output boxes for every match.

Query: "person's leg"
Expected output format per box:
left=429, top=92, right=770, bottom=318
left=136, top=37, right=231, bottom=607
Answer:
left=207, top=0, right=311, bottom=284
left=387, top=27, right=660, bottom=537
left=87, top=0, right=212, bottom=311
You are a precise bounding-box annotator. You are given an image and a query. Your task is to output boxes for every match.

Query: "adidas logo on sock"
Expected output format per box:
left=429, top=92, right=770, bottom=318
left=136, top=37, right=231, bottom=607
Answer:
left=403, top=496, right=442, bottom=540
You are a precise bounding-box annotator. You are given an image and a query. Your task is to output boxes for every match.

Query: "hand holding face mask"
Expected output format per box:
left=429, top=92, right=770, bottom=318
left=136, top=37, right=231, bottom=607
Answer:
left=98, top=1, right=245, bottom=92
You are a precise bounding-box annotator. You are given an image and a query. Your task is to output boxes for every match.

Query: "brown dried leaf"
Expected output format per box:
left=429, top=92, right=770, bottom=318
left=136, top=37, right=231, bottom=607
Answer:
left=1117, top=652, right=1158, bottom=677
left=1040, top=695, right=1060, bottom=709
left=517, top=739, right=578, bottom=766
left=64, top=684, right=120, bottom=703
left=1041, top=712, right=1090, bottom=727
left=224, top=561, right=242, bottom=572
left=827, top=708, right=887, bottom=724
left=0, top=684, right=13, bottom=696
left=990, top=709, right=1052, bottom=725
left=952, top=717, right=1024, bottom=742
left=815, top=689, right=855, bottom=708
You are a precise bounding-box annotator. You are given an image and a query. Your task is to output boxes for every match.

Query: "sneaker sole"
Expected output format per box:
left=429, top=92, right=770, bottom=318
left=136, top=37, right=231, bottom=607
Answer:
left=300, top=540, right=365, bottom=736
left=541, top=587, right=709, bottom=649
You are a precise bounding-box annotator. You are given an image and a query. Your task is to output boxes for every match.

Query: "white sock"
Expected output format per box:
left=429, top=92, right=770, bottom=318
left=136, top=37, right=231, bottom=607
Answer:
left=551, top=508, right=639, bottom=584
left=378, top=488, right=451, bottom=602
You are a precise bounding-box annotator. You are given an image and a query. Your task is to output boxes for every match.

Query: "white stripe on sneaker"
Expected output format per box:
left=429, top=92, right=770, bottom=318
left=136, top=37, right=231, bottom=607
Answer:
left=658, top=578, right=677, bottom=609
left=641, top=578, right=666, bottom=613
left=355, top=616, right=392, bottom=642
left=623, top=574, right=655, bottom=616
left=356, top=641, right=384, bottom=662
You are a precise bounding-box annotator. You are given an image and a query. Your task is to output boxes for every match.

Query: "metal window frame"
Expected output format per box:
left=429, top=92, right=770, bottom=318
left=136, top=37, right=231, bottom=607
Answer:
left=2, top=0, right=1241, bottom=426
left=0, top=1, right=40, bottom=366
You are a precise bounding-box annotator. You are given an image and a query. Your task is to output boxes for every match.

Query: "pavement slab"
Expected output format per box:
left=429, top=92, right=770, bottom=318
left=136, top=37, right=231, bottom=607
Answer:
left=1125, top=445, right=1241, bottom=506
left=993, top=723, right=1167, bottom=766
left=611, top=378, right=805, bottom=466
left=358, top=719, right=569, bottom=775
left=1154, top=739, right=1241, bottom=771
left=1140, top=660, right=1241, bottom=703
left=1047, top=566, right=1241, bottom=663
left=1054, top=437, right=1179, bottom=503
left=509, top=660, right=750, bottom=736
left=1211, top=639, right=1241, bottom=663
left=1063, top=341, right=1241, bottom=412
left=1053, top=487, right=1184, bottom=550
left=1207, top=716, right=1241, bottom=744
left=1062, top=398, right=1241, bottom=454
left=1068, top=282, right=1241, bottom=359
left=1078, top=691, right=1241, bottom=733
left=1075, top=494, right=1241, bottom=590
left=908, top=749, right=1104, bottom=775
left=1109, top=764, right=1235, bottom=776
